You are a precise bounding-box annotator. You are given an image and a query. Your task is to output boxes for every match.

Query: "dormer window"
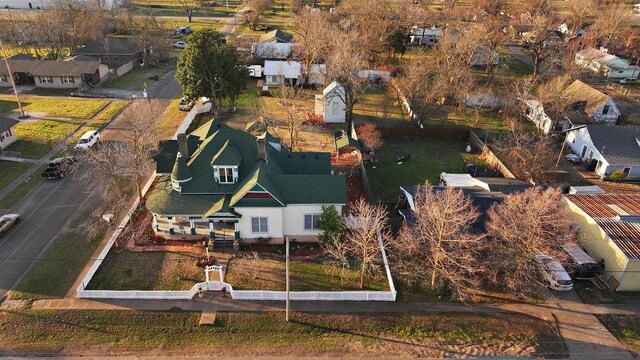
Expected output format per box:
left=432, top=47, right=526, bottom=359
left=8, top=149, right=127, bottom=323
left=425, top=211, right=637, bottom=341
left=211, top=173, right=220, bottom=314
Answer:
left=214, top=166, right=237, bottom=183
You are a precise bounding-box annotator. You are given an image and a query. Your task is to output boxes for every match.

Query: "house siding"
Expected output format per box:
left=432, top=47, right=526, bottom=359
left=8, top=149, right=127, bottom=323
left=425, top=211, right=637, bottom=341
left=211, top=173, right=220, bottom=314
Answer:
left=619, top=260, right=640, bottom=291
left=282, top=204, right=342, bottom=240
left=323, top=95, right=346, bottom=123
left=603, top=165, right=640, bottom=180
left=235, top=207, right=284, bottom=242
left=523, top=101, right=554, bottom=134
left=564, top=199, right=631, bottom=290
left=589, top=100, right=620, bottom=124
left=566, top=127, right=607, bottom=176
left=35, top=75, right=82, bottom=89
left=0, top=127, right=18, bottom=149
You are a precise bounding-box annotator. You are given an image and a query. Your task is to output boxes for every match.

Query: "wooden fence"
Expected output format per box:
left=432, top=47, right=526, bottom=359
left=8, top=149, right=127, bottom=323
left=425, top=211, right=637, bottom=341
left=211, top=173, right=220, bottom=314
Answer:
left=378, top=126, right=470, bottom=141
left=468, top=130, right=516, bottom=179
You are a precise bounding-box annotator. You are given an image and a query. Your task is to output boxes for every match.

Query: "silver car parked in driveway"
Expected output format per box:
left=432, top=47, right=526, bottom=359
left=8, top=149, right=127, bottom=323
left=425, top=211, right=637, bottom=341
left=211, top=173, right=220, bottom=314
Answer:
left=0, top=214, right=20, bottom=235
left=536, top=253, right=573, bottom=291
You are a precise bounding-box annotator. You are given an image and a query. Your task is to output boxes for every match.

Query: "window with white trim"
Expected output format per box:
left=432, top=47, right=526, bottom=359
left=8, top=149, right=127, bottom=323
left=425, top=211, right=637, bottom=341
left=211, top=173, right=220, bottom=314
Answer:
left=218, top=167, right=234, bottom=183
left=0, top=74, right=7, bottom=82
left=304, top=214, right=321, bottom=230
left=39, top=76, right=53, bottom=83
left=1, top=129, right=11, bottom=141
left=251, top=217, right=268, bottom=233
left=61, top=76, right=75, bottom=84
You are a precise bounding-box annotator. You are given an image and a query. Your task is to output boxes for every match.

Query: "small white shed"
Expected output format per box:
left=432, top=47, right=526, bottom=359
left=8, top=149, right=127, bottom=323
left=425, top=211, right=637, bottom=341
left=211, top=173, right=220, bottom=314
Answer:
left=314, top=81, right=346, bottom=123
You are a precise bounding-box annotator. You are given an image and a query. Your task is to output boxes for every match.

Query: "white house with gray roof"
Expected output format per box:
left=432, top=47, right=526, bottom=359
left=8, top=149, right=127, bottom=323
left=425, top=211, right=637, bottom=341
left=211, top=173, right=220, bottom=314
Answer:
left=566, top=125, right=640, bottom=180
left=575, top=48, right=640, bottom=79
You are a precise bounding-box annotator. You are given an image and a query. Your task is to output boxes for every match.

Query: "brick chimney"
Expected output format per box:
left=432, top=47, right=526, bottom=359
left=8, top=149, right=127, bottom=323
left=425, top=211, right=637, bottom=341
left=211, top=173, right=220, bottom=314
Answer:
left=256, top=135, right=267, bottom=162
left=177, top=133, right=189, bottom=161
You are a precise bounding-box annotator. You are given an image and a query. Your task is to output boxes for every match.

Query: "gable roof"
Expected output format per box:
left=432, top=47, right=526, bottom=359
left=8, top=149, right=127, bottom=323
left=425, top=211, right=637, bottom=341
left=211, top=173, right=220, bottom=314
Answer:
left=264, top=60, right=301, bottom=78
left=565, top=194, right=640, bottom=260
left=252, top=43, right=296, bottom=60
left=323, top=81, right=345, bottom=97
left=0, top=57, right=101, bottom=77
left=75, top=37, right=141, bottom=56
left=0, top=116, right=19, bottom=133
left=584, top=125, right=640, bottom=166
left=259, top=29, right=293, bottom=43
left=576, top=47, right=618, bottom=64
left=564, top=80, right=615, bottom=116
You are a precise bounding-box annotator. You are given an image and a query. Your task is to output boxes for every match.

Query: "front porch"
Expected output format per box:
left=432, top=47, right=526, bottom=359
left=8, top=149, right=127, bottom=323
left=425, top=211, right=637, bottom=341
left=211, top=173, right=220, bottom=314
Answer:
left=153, top=215, right=240, bottom=241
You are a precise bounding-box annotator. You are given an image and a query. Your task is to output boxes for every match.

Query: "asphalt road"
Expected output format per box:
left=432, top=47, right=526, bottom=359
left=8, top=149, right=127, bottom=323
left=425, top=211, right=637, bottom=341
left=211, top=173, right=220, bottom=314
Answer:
left=148, top=70, right=182, bottom=100
left=0, top=172, right=96, bottom=298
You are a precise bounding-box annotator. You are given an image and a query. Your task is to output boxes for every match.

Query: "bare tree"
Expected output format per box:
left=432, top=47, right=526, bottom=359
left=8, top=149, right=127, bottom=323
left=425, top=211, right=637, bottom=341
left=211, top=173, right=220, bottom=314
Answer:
left=490, top=129, right=557, bottom=184
left=244, top=0, right=274, bottom=30
left=355, top=123, right=383, bottom=153
left=136, top=15, right=172, bottom=63
left=393, top=185, right=483, bottom=298
left=536, top=74, right=573, bottom=127
left=177, top=0, right=203, bottom=23
left=590, top=1, right=632, bottom=49
left=485, top=187, right=573, bottom=296
left=565, top=0, right=594, bottom=35
left=323, top=199, right=388, bottom=289
left=293, top=7, right=330, bottom=85
left=277, top=84, right=307, bottom=151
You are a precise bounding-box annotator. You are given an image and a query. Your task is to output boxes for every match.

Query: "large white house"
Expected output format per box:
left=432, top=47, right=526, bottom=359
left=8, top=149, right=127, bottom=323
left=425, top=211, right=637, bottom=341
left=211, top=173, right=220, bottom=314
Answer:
left=146, top=120, right=346, bottom=244
left=263, top=60, right=325, bottom=86
left=566, top=125, right=640, bottom=180
left=409, top=26, right=443, bottom=46
left=575, top=48, right=640, bottom=79
left=314, top=81, right=346, bottom=123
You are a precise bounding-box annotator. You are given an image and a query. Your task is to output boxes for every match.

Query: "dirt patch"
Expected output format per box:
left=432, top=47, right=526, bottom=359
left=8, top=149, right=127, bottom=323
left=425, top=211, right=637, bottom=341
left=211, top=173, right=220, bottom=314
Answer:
left=239, top=243, right=324, bottom=258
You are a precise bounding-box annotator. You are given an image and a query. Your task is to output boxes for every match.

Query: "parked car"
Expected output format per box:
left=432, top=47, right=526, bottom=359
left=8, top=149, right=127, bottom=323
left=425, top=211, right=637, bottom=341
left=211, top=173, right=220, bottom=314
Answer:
left=173, top=41, right=187, bottom=49
left=563, top=243, right=599, bottom=280
left=0, top=214, right=20, bottom=235
left=536, top=253, right=573, bottom=291
left=620, top=78, right=638, bottom=85
left=41, top=156, right=77, bottom=179
left=255, top=23, right=271, bottom=31
left=74, top=131, right=100, bottom=150
left=175, top=25, right=191, bottom=35
left=178, top=98, right=195, bottom=111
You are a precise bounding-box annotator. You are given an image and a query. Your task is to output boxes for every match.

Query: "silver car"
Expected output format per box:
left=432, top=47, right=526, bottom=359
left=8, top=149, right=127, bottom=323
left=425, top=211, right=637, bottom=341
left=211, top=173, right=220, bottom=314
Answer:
left=0, top=214, right=20, bottom=235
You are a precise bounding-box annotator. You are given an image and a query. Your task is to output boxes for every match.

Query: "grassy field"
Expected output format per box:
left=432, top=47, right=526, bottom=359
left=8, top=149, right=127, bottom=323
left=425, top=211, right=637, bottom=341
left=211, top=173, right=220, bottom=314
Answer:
left=0, top=310, right=563, bottom=357
left=367, top=139, right=486, bottom=202
left=8, top=213, right=107, bottom=300
left=0, top=164, right=47, bottom=210
left=5, top=120, right=82, bottom=159
left=96, top=100, right=129, bottom=121
left=86, top=250, right=205, bottom=291
left=597, top=315, right=640, bottom=356
left=224, top=256, right=389, bottom=291
left=107, top=63, right=174, bottom=91
left=158, top=98, right=188, bottom=137
left=353, top=86, right=407, bottom=127
left=156, top=17, right=221, bottom=31
left=0, top=96, right=110, bottom=119
left=0, top=161, right=31, bottom=193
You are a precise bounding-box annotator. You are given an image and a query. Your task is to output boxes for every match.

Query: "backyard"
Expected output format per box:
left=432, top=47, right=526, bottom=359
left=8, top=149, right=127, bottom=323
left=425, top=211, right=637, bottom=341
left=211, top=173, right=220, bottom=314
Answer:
left=86, top=250, right=205, bottom=291
left=224, top=256, right=389, bottom=291
left=367, top=138, right=486, bottom=202
left=5, top=119, right=82, bottom=159
left=0, top=310, right=565, bottom=358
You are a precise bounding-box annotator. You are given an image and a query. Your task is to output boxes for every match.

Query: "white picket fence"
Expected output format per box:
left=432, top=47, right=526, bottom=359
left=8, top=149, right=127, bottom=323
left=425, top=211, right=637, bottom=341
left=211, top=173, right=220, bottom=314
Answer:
left=172, top=102, right=213, bottom=139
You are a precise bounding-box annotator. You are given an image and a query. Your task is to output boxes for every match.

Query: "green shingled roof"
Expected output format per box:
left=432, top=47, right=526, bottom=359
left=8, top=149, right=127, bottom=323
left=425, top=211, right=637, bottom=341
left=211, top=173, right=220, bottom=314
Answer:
left=147, top=176, right=225, bottom=215
left=146, top=120, right=346, bottom=216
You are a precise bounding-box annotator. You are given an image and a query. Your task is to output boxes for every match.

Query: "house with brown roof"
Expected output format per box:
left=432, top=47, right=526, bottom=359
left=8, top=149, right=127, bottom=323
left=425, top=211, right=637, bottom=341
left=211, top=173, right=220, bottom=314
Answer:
left=0, top=116, right=19, bottom=150
left=564, top=194, right=640, bottom=291
left=0, top=54, right=108, bottom=89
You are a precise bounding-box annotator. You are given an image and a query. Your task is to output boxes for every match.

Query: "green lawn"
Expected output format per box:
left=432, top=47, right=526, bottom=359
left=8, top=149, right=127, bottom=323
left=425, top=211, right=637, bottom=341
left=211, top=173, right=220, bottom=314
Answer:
left=367, top=139, right=486, bottom=202
left=353, top=86, right=407, bottom=127
left=5, top=120, right=82, bottom=159
left=96, top=100, right=129, bottom=121
left=503, top=58, right=534, bottom=78
left=224, top=256, right=389, bottom=291
left=86, top=250, right=205, bottom=291
left=0, top=310, right=563, bottom=357
left=0, top=96, right=110, bottom=119
left=8, top=214, right=106, bottom=300
left=106, top=64, right=174, bottom=91
left=597, top=315, right=640, bottom=354
left=0, top=161, right=31, bottom=193
left=0, top=164, right=47, bottom=210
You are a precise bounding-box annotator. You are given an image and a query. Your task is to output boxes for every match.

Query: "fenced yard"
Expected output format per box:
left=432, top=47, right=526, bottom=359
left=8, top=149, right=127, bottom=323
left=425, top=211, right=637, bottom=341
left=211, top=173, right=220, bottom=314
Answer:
left=224, top=256, right=389, bottom=291
left=367, top=138, right=487, bottom=202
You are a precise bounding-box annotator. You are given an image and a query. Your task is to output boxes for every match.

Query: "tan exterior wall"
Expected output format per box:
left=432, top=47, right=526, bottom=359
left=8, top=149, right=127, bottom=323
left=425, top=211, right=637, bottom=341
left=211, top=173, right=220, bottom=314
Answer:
left=564, top=198, right=630, bottom=289
left=35, top=76, right=81, bottom=89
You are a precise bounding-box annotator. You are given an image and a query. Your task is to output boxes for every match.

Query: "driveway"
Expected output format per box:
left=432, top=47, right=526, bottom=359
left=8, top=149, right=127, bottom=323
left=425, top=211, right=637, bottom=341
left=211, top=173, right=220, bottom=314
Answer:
left=0, top=172, right=97, bottom=299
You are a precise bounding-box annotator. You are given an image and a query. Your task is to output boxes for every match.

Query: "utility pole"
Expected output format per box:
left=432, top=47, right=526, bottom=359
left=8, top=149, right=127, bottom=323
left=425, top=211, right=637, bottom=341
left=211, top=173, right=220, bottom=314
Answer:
left=285, top=235, right=290, bottom=322
left=0, top=39, right=28, bottom=119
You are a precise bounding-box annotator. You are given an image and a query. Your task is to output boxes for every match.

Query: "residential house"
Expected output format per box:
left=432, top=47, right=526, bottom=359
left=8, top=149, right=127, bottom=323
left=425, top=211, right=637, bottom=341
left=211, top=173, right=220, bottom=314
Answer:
left=263, top=60, right=325, bottom=86
left=575, top=48, right=640, bottom=79
left=439, top=173, right=533, bottom=194
left=564, top=194, right=640, bottom=291
left=0, top=116, right=19, bottom=150
left=258, top=29, right=293, bottom=43
left=251, top=43, right=297, bottom=60
left=469, top=46, right=501, bottom=67
left=0, top=55, right=108, bottom=89
left=566, top=125, right=640, bottom=180
left=146, top=120, right=346, bottom=243
left=75, top=37, right=143, bottom=73
left=409, top=26, right=443, bottom=46
left=314, top=81, right=346, bottom=123
left=522, top=80, right=620, bottom=134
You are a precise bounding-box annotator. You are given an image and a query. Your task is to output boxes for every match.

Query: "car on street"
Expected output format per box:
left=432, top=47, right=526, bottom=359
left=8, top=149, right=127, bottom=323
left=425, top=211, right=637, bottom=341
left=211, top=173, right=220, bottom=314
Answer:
left=41, top=156, right=77, bottom=179
left=536, top=253, right=573, bottom=291
left=74, top=131, right=100, bottom=150
left=175, top=25, right=191, bottom=35
left=620, top=78, right=638, bottom=85
left=173, top=41, right=187, bottom=49
left=178, top=97, right=195, bottom=111
left=0, top=214, right=20, bottom=235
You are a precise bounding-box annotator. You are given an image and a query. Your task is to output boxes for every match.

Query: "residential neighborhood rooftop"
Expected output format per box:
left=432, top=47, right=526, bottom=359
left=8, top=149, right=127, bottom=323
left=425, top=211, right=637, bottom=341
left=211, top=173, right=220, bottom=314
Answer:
left=0, top=116, right=19, bottom=133
left=0, top=56, right=102, bottom=77
left=581, top=125, right=640, bottom=166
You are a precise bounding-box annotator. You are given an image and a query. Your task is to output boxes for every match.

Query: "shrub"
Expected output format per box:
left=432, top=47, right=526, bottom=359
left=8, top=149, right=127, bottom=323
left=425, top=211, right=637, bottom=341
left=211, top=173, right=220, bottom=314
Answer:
left=609, top=169, right=625, bottom=182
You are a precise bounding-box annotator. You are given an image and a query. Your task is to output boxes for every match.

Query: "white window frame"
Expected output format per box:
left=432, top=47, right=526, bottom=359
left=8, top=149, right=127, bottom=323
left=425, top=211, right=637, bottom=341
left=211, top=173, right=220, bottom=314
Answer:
left=251, top=217, right=268, bottom=233
left=304, top=214, right=321, bottom=231
left=0, top=74, right=7, bottom=83
left=218, top=166, right=234, bottom=183
left=61, top=76, right=75, bottom=84
left=0, top=129, right=11, bottom=141
left=39, top=76, right=53, bottom=83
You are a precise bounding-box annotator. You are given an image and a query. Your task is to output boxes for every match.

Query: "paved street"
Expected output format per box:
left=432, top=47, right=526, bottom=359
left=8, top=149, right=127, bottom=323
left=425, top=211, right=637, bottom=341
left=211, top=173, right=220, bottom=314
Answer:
left=0, top=172, right=96, bottom=299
